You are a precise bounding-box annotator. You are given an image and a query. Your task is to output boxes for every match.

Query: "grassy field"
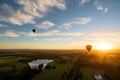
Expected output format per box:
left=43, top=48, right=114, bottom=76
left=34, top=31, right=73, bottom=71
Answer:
left=0, top=49, right=120, bottom=80
left=31, top=60, right=74, bottom=80
left=0, top=56, right=32, bottom=80
left=80, top=67, right=94, bottom=80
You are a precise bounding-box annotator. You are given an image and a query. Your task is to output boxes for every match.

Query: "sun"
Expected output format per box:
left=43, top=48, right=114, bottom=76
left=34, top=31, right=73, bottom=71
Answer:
left=96, top=42, right=112, bottom=50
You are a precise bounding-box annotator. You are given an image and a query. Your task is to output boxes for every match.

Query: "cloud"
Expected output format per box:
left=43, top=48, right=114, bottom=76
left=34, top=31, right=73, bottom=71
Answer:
left=61, top=17, right=91, bottom=29
left=38, top=29, right=60, bottom=36
left=85, top=29, right=120, bottom=42
left=0, top=0, right=66, bottom=25
left=0, top=30, right=20, bottom=37
left=36, top=37, right=73, bottom=41
left=36, top=20, right=55, bottom=29
left=57, top=32, right=86, bottom=36
left=94, top=0, right=109, bottom=13
left=20, top=29, right=60, bottom=37
left=20, top=30, right=86, bottom=38
left=70, top=29, right=120, bottom=46
left=0, top=4, right=35, bottom=25
left=17, top=0, right=66, bottom=18
left=33, top=38, right=39, bottom=41
left=0, top=29, right=85, bottom=38
left=9, top=11, right=35, bottom=25
left=65, top=29, right=120, bottom=48
left=80, top=0, right=90, bottom=5
left=0, top=24, right=7, bottom=27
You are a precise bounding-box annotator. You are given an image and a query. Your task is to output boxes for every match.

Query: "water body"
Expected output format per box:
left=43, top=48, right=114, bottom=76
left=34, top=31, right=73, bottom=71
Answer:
left=28, top=59, right=53, bottom=70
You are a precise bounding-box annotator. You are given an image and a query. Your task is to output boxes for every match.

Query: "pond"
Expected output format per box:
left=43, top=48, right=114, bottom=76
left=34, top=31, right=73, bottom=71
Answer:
left=28, top=59, right=53, bottom=70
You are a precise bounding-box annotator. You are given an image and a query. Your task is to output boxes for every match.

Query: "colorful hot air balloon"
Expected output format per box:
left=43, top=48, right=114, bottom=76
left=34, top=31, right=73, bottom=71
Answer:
left=86, top=45, right=92, bottom=52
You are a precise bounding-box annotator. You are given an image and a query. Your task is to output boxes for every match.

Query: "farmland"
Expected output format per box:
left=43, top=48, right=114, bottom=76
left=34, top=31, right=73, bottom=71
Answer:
left=0, top=49, right=120, bottom=80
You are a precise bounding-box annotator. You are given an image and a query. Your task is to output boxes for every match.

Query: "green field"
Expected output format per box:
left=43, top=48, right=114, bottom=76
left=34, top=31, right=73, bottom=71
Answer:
left=81, top=67, right=94, bottom=80
left=31, top=60, right=73, bottom=80
left=0, top=49, right=120, bottom=80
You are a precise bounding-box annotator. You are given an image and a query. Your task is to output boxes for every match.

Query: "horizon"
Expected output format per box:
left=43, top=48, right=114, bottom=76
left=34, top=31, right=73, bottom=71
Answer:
left=0, top=48, right=119, bottom=51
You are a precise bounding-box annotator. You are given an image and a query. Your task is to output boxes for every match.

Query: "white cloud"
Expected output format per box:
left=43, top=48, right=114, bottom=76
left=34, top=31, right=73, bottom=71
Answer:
left=38, top=29, right=60, bottom=36
left=9, top=11, right=35, bottom=25
left=33, top=38, right=39, bottom=41
left=20, top=29, right=60, bottom=37
left=17, top=0, right=66, bottom=18
left=70, top=29, right=120, bottom=45
left=57, top=32, right=86, bottom=36
left=20, top=30, right=86, bottom=37
left=0, top=4, right=35, bottom=25
left=0, top=24, right=7, bottom=27
left=41, top=37, right=73, bottom=41
left=0, top=0, right=66, bottom=25
left=104, top=8, right=109, bottom=13
left=85, top=29, right=120, bottom=42
left=18, top=28, right=87, bottom=37
left=36, top=20, right=55, bottom=29
left=80, top=0, right=90, bottom=5
left=94, top=0, right=109, bottom=13
left=61, top=17, right=91, bottom=29
left=66, top=29, right=120, bottom=48
left=0, top=30, right=20, bottom=37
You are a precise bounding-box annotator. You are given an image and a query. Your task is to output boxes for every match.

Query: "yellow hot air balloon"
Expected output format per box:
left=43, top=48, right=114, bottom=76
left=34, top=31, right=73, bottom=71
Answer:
left=86, top=45, right=92, bottom=52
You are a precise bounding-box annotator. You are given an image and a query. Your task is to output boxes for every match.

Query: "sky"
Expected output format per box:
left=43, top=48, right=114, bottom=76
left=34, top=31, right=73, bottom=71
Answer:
left=0, top=0, right=120, bottom=49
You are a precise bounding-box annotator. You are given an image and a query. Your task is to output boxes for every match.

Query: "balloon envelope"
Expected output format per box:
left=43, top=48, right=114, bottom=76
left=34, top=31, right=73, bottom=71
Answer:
left=86, top=45, right=92, bottom=52
left=32, top=29, right=36, bottom=33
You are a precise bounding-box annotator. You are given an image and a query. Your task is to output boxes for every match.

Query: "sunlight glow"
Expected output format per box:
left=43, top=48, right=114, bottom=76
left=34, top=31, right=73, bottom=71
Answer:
left=96, top=42, right=112, bottom=50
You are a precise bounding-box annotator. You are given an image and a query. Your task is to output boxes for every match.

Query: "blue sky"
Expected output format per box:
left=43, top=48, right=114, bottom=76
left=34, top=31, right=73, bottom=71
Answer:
left=0, top=0, right=120, bottom=49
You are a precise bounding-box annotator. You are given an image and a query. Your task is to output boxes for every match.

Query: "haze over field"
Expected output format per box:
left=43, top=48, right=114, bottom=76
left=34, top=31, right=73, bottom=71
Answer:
left=0, top=0, right=120, bottom=49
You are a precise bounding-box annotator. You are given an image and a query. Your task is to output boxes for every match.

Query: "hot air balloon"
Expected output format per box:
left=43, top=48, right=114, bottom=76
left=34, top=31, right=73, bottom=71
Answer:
left=86, top=45, right=92, bottom=52
left=32, top=29, right=36, bottom=33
